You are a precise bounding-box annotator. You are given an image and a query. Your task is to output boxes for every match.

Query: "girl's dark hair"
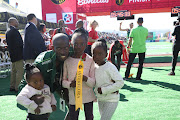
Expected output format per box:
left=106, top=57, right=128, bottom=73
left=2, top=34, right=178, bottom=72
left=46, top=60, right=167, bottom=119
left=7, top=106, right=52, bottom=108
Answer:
left=115, top=40, right=120, bottom=45
left=91, top=39, right=107, bottom=54
left=24, top=63, right=40, bottom=82
left=72, top=27, right=88, bottom=43
left=97, top=38, right=107, bottom=44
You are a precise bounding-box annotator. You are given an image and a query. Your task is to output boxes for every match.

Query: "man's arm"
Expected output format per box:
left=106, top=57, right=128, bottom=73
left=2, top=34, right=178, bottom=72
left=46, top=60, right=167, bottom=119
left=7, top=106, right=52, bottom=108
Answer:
left=120, top=22, right=129, bottom=31
left=127, top=37, right=133, bottom=53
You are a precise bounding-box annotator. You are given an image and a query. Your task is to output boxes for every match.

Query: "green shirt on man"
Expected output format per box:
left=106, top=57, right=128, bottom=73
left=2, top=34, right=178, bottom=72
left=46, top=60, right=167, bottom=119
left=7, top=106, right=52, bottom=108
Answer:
left=130, top=26, right=148, bottom=53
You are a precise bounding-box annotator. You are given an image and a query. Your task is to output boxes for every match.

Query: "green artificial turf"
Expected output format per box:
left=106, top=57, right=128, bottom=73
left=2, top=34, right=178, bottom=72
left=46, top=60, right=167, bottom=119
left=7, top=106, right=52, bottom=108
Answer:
left=107, top=41, right=173, bottom=55
left=0, top=66, right=180, bottom=120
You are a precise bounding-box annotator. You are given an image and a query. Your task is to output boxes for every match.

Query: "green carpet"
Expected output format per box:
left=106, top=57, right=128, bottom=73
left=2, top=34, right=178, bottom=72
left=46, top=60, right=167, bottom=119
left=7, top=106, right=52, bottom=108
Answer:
left=0, top=66, right=180, bottom=120
left=107, top=41, right=173, bottom=55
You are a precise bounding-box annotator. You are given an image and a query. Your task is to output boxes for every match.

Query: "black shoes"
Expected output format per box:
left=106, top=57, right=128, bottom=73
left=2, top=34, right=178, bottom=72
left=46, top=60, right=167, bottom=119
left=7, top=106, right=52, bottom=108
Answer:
left=168, top=72, right=175, bottom=76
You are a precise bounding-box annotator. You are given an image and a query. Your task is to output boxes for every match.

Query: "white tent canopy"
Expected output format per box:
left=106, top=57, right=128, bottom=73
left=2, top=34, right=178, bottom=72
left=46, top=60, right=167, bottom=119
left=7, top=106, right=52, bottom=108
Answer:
left=0, top=0, right=26, bottom=17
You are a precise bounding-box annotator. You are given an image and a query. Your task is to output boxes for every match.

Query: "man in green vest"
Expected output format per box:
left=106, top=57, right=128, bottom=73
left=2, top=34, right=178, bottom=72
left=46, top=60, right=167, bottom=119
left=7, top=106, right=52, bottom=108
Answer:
left=18, top=33, right=70, bottom=120
left=124, top=17, right=148, bottom=80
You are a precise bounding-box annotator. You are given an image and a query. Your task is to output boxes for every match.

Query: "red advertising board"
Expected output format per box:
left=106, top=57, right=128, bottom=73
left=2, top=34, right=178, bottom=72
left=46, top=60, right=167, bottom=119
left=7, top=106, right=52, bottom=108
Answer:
left=76, top=0, right=180, bottom=15
left=41, top=0, right=180, bottom=30
left=41, top=0, right=77, bottom=29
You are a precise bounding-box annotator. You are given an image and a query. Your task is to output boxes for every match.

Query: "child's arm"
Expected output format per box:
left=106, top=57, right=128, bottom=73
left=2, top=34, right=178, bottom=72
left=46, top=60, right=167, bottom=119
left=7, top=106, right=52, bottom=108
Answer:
left=62, top=61, right=72, bottom=89
left=50, top=93, right=57, bottom=112
left=16, top=89, right=38, bottom=111
left=100, top=65, right=124, bottom=95
left=83, top=61, right=96, bottom=88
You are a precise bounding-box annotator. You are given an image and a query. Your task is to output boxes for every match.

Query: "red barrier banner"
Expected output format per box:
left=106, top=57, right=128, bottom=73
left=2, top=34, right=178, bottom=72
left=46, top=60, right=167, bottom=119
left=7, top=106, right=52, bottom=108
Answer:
left=41, top=0, right=180, bottom=29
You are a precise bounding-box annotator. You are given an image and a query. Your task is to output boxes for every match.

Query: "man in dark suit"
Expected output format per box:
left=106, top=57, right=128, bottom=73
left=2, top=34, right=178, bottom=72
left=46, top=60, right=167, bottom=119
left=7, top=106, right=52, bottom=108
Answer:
left=23, top=13, right=46, bottom=63
left=6, top=17, right=24, bottom=92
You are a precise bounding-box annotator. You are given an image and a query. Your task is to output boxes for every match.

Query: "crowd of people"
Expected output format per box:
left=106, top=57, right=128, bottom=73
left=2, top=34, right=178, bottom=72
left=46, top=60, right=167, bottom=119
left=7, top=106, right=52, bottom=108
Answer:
left=98, top=32, right=126, bottom=44
left=2, top=12, right=180, bottom=120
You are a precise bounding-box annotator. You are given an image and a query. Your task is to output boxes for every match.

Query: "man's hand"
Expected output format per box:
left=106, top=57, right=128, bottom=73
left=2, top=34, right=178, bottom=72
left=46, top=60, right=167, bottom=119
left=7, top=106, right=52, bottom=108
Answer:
left=51, top=105, right=56, bottom=112
left=30, top=95, right=44, bottom=105
left=120, top=22, right=122, bottom=25
left=34, top=106, right=42, bottom=114
left=127, top=47, right=131, bottom=53
left=70, top=80, right=76, bottom=88
left=83, top=75, right=88, bottom=82
left=98, top=87, right=102, bottom=94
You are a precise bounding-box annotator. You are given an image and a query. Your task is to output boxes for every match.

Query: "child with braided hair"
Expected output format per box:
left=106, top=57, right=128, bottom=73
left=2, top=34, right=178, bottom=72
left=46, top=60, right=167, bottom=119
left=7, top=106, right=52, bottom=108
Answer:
left=16, top=63, right=56, bottom=120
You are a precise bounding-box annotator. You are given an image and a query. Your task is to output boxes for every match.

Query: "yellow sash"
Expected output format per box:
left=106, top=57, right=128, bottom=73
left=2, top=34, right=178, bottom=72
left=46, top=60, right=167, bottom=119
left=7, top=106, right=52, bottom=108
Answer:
left=75, top=60, right=84, bottom=111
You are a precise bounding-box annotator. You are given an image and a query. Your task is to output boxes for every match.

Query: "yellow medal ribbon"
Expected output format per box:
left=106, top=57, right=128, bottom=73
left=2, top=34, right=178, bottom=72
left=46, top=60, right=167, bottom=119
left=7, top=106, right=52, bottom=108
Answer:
left=75, top=60, right=84, bottom=111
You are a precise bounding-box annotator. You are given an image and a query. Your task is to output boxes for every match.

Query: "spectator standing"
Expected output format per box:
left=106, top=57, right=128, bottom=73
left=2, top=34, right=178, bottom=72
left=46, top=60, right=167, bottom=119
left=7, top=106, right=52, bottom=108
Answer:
left=5, top=17, right=24, bottom=92
left=75, top=19, right=89, bottom=37
left=86, top=20, right=99, bottom=56
left=120, top=22, right=134, bottom=39
left=49, top=19, right=73, bottom=50
left=124, top=17, right=148, bottom=80
left=168, top=17, right=180, bottom=75
left=53, top=19, right=73, bottom=37
left=48, top=29, right=54, bottom=39
left=0, top=38, right=5, bottom=46
left=23, top=13, right=46, bottom=64
left=38, top=23, right=50, bottom=50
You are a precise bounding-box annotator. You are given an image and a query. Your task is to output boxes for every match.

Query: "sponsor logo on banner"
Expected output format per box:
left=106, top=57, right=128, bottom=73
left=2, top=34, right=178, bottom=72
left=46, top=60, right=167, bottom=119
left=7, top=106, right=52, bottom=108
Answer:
left=116, top=0, right=124, bottom=6
left=62, top=12, right=73, bottom=24
left=51, top=0, right=65, bottom=5
left=129, top=0, right=151, bottom=3
left=77, top=0, right=109, bottom=6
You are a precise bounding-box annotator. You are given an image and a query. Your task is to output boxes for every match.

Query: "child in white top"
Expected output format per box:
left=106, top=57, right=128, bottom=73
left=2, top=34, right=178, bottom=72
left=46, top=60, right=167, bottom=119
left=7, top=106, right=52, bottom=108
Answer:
left=16, top=63, right=57, bottom=120
left=92, top=39, right=124, bottom=120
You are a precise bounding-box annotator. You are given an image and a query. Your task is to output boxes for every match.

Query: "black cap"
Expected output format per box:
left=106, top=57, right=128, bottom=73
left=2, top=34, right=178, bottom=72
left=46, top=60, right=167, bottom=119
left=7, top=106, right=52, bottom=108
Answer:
left=138, top=17, right=143, bottom=23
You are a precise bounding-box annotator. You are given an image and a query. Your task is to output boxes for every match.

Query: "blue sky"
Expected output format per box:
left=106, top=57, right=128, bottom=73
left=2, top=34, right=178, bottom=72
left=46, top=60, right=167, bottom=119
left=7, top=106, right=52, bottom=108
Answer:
left=9, top=0, right=178, bottom=32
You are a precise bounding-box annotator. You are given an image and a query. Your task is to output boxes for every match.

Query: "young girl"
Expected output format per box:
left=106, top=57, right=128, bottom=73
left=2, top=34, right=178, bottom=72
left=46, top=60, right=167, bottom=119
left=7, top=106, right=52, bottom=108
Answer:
left=91, top=40, right=124, bottom=120
left=16, top=63, right=57, bottom=120
left=62, top=28, right=96, bottom=120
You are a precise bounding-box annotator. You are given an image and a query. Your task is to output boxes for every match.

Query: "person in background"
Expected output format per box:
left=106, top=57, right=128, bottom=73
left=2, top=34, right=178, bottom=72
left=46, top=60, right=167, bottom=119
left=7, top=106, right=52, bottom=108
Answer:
left=92, top=41, right=124, bottom=120
left=53, top=19, right=73, bottom=37
left=48, top=29, right=54, bottom=39
left=168, top=17, right=180, bottom=76
left=0, top=38, right=6, bottom=46
left=75, top=19, right=89, bottom=37
left=124, top=17, right=148, bottom=80
left=108, top=40, right=124, bottom=71
left=17, top=63, right=57, bottom=120
left=23, top=13, right=46, bottom=64
left=49, top=19, right=73, bottom=50
left=5, top=17, right=24, bottom=92
left=86, top=20, right=99, bottom=56
left=38, top=23, right=50, bottom=50
left=120, top=22, right=134, bottom=44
